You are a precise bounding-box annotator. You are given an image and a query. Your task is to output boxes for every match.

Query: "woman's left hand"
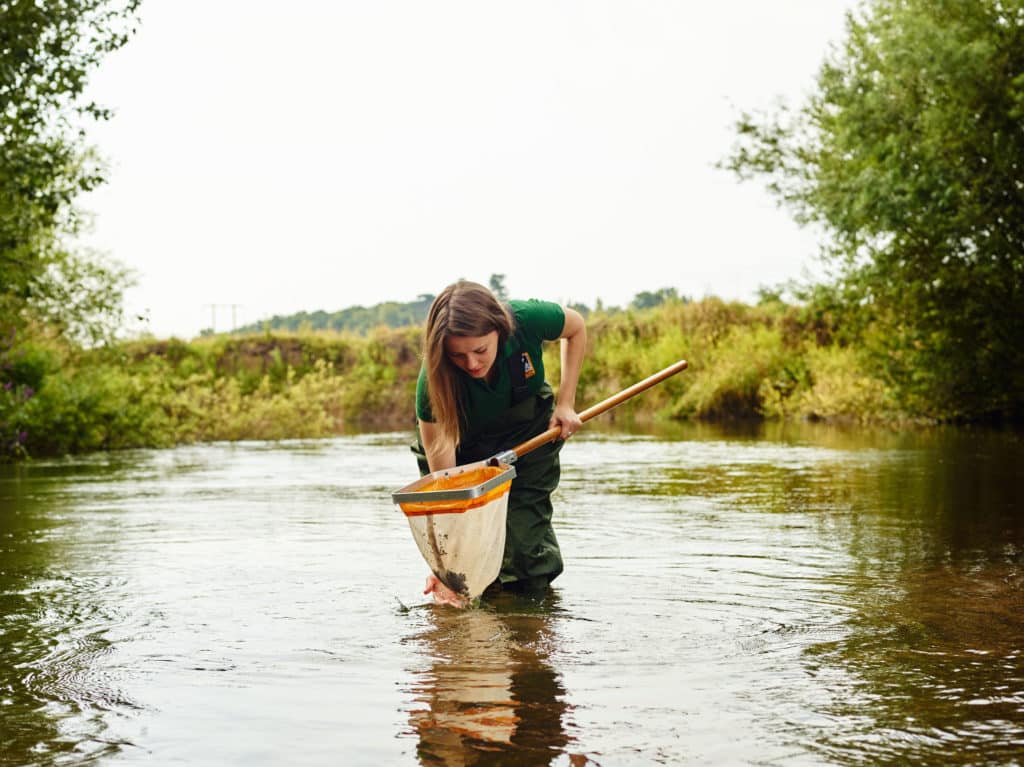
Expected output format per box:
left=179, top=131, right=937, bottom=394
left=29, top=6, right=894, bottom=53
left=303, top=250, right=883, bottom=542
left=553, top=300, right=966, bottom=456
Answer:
left=550, top=403, right=583, bottom=441
left=424, top=573, right=468, bottom=608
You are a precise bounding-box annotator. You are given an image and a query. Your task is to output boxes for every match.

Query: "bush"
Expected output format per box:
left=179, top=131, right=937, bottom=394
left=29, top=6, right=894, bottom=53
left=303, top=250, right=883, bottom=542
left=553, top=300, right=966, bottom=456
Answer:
left=674, top=325, right=792, bottom=419
left=797, top=345, right=893, bottom=423
left=20, top=363, right=175, bottom=455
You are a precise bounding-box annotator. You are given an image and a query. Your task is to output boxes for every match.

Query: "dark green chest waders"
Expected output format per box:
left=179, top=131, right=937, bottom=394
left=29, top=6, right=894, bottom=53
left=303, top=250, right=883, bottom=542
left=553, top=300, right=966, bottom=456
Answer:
left=411, top=370, right=564, bottom=594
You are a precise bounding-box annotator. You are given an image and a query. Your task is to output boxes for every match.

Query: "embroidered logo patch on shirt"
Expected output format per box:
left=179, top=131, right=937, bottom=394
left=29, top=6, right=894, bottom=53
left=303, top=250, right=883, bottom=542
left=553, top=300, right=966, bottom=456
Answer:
left=521, top=352, right=536, bottom=379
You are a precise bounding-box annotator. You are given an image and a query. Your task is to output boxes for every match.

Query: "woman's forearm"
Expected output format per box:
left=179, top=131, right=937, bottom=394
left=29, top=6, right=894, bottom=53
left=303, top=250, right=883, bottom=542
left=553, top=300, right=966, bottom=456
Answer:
left=418, top=419, right=455, bottom=472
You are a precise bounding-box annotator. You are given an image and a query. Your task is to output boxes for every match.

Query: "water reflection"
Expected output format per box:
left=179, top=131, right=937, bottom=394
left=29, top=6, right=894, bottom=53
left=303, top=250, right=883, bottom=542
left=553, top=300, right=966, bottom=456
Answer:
left=404, top=591, right=592, bottom=766
left=559, top=423, right=1024, bottom=763
left=803, top=560, right=1024, bottom=765
left=780, top=428, right=1024, bottom=765
left=0, top=461, right=134, bottom=765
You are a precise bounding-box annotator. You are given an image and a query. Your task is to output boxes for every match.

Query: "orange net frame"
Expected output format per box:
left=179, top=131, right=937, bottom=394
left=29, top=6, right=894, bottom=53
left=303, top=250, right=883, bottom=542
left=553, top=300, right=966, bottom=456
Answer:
left=397, top=466, right=512, bottom=516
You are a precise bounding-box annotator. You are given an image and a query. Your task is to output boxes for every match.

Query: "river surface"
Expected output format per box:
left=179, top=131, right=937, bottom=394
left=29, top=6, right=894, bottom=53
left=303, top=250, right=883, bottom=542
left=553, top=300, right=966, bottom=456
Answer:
left=1, top=422, right=1022, bottom=766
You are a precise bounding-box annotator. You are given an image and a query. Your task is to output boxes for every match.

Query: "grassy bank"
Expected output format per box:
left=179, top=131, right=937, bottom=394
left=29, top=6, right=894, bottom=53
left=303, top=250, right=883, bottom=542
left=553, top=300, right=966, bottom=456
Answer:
left=2, top=298, right=911, bottom=460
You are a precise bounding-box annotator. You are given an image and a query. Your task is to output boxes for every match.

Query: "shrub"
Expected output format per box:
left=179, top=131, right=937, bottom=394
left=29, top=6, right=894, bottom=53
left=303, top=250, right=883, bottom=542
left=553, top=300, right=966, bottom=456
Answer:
left=796, top=345, right=892, bottom=422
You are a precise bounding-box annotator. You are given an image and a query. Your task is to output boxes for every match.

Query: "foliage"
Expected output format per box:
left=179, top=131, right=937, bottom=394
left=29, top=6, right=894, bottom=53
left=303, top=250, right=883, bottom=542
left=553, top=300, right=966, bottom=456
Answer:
left=231, top=273, right=529, bottom=336
left=673, top=325, right=794, bottom=419
left=572, top=298, right=790, bottom=421
left=228, top=275, right=674, bottom=336
left=4, top=298, right=926, bottom=461
left=793, top=345, right=892, bottom=422
left=0, top=328, right=60, bottom=458
left=0, top=0, right=140, bottom=457
left=488, top=273, right=508, bottom=301
left=4, top=328, right=423, bottom=459
left=630, top=287, right=684, bottom=310
left=1, top=0, right=140, bottom=341
left=228, top=296, right=435, bottom=336
left=723, top=0, right=1024, bottom=420
left=18, top=360, right=173, bottom=454
left=163, top=363, right=340, bottom=444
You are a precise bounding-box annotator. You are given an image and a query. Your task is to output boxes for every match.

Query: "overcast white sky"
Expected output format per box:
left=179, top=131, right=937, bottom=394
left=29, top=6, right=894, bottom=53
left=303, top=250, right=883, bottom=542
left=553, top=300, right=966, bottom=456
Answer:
left=80, top=0, right=857, bottom=339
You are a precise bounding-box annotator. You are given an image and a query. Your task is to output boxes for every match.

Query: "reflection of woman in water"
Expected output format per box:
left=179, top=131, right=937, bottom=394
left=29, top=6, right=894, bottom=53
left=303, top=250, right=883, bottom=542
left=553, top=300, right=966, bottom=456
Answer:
left=406, top=592, right=592, bottom=766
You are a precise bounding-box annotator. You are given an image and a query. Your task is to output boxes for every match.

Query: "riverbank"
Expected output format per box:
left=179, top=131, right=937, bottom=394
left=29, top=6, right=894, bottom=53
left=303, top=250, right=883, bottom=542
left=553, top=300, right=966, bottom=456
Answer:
left=1, top=298, right=941, bottom=460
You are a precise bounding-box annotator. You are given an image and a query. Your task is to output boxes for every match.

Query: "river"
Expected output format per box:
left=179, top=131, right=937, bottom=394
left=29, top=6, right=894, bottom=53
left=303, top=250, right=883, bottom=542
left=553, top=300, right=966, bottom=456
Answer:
left=1, top=422, right=1022, bottom=766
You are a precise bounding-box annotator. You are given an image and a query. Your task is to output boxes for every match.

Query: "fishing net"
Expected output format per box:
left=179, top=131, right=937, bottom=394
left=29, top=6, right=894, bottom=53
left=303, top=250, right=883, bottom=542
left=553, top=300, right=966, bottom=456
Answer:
left=393, top=462, right=516, bottom=600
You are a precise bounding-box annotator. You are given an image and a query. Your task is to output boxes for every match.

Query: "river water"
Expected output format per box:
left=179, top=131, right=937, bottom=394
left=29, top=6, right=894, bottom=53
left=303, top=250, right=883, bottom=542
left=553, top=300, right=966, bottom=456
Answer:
left=1, top=423, right=1022, bottom=766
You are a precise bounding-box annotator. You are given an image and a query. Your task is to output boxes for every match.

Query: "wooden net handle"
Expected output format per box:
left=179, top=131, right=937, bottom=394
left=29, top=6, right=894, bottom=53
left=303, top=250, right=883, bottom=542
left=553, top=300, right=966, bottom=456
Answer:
left=508, top=359, right=688, bottom=460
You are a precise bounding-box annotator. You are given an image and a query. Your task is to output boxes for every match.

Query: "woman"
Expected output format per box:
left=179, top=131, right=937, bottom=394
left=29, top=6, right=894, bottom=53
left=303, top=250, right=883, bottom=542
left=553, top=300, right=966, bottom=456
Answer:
left=413, top=280, right=586, bottom=607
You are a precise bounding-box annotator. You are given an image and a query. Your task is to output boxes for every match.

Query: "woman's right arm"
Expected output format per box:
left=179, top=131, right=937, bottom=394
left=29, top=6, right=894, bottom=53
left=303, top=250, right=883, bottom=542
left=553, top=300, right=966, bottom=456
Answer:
left=418, top=419, right=456, bottom=473
left=418, top=418, right=466, bottom=606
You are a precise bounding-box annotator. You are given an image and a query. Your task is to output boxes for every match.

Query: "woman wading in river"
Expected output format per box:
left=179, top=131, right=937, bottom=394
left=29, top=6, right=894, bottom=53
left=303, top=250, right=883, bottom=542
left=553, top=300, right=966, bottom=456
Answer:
left=412, top=280, right=586, bottom=607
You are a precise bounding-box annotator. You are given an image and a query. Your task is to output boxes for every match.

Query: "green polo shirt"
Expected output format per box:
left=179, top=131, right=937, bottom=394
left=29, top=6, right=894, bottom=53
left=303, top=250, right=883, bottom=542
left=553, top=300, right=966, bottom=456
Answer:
left=416, top=299, right=565, bottom=431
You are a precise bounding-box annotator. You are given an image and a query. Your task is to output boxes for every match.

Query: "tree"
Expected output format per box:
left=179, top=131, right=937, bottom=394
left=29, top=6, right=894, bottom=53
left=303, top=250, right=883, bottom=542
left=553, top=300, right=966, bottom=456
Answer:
left=2, top=0, right=140, bottom=458
left=1, top=0, right=140, bottom=342
left=723, top=0, right=1024, bottom=419
left=488, top=273, right=508, bottom=301
left=631, top=288, right=681, bottom=310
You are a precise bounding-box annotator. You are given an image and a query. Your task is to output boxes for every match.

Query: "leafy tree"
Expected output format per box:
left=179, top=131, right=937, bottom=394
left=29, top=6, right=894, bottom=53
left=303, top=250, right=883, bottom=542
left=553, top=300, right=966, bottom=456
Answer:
left=631, top=288, right=681, bottom=310
left=488, top=273, right=509, bottom=301
left=1, top=0, right=140, bottom=342
left=566, top=301, right=591, bottom=318
left=723, top=0, right=1024, bottom=419
left=1, top=0, right=140, bottom=458
left=234, top=296, right=438, bottom=336
left=754, top=285, right=786, bottom=306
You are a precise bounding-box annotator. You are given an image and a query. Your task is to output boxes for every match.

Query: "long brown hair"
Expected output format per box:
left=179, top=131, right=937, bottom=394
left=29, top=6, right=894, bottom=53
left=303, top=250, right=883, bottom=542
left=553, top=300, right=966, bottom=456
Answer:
left=423, top=281, right=514, bottom=449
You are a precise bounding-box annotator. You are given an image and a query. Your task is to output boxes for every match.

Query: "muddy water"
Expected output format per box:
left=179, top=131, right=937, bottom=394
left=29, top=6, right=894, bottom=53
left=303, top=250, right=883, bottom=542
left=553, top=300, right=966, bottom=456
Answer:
left=1, top=423, right=1022, bottom=765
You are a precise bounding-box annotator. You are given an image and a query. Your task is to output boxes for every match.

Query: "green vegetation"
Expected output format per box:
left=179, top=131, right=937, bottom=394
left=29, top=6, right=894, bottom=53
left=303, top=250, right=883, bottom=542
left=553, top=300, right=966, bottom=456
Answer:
left=723, top=0, right=1024, bottom=420
left=230, top=296, right=436, bottom=336
left=4, top=296, right=920, bottom=460
left=3, top=0, right=1022, bottom=461
left=1, top=0, right=140, bottom=456
left=1, top=0, right=138, bottom=343
left=570, top=297, right=897, bottom=425
left=3, top=329, right=422, bottom=457
left=225, top=276, right=678, bottom=336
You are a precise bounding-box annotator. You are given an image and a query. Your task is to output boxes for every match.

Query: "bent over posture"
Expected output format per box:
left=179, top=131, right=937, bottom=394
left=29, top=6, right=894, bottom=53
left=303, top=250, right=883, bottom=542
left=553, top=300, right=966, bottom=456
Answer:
left=413, top=280, right=586, bottom=606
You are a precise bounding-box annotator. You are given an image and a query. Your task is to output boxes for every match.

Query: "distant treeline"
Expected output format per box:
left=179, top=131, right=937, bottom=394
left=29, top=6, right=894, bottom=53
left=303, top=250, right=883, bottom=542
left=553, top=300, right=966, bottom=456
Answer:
left=230, top=295, right=436, bottom=336
left=225, top=276, right=684, bottom=336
